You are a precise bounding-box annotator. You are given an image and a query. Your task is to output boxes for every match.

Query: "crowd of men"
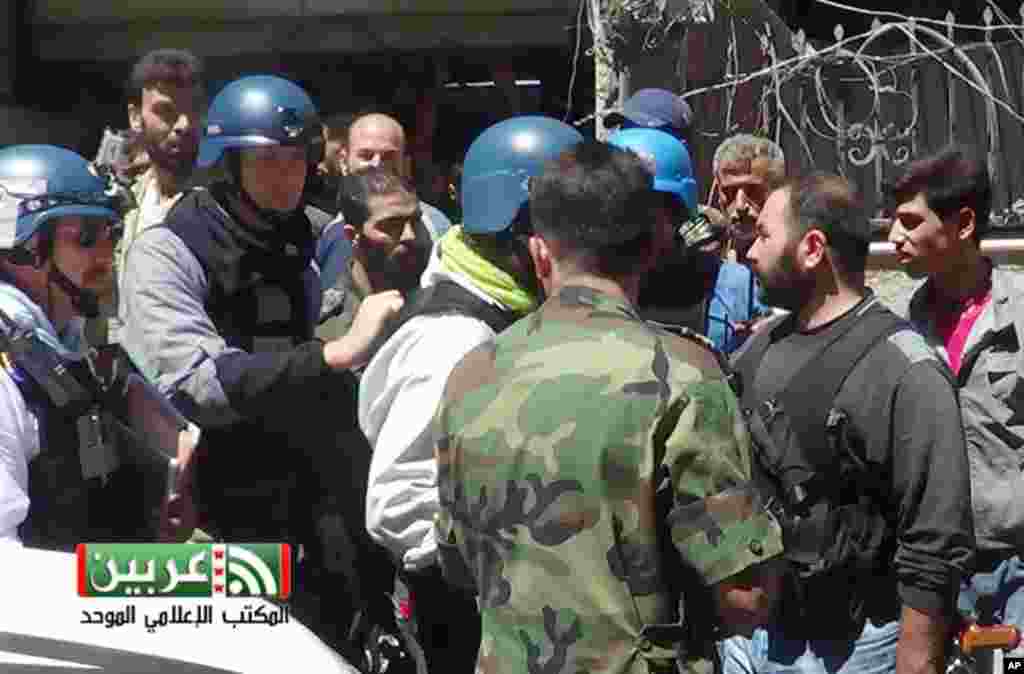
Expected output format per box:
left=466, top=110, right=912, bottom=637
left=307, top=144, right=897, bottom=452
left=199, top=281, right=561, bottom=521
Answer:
left=1, top=45, right=1022, bottom=674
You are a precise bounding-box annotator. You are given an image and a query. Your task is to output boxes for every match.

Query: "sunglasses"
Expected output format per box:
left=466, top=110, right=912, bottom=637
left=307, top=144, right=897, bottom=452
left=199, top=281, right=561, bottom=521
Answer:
left=57, top=216, right=123, bottom=248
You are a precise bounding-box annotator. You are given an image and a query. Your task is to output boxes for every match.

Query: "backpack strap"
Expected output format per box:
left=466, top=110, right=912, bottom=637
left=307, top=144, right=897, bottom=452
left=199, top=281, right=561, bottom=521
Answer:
left=411, top=280, right=519, bottom=335
left=732, top=311, right=794, bottom=404
left=366, top=280, right=520, bottom=364
left=775, top=299, right=906, bottom=475
left=734, top=299, right=905, bottom=443
left=737, top=299, right=905, bottom=568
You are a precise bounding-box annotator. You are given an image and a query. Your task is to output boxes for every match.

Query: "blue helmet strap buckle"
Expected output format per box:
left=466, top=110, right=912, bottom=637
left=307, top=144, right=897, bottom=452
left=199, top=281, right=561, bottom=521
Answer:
left=48, top=263, right=100, bottom=319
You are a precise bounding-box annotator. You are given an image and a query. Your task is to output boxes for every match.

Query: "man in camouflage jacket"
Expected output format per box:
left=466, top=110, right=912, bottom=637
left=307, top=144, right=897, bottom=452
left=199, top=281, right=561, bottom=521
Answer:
left=433, top=140, right=786, bottom=674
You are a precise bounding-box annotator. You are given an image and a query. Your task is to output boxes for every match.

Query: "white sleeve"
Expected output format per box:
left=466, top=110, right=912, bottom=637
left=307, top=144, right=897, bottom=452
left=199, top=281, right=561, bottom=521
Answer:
left=0, top=370, right=39, bottom=547
left=359, top=314, right=494, bottom=571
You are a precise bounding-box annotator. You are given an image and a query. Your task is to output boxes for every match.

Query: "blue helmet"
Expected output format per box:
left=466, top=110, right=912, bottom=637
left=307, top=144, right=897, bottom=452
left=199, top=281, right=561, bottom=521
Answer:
left=607, top=127, right=698, bottom=213
left=0, top=145, right=119, bottom=251
left=461, top=116, right=583, bottom=234
left=198, top=75, right=323, bottom=168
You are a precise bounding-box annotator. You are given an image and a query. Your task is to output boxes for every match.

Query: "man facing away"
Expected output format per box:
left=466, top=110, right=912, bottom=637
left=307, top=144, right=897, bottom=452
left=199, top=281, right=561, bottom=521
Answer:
left=433, top=139, right=787, bottom=674
left=359, top=116, right=584, bottom=673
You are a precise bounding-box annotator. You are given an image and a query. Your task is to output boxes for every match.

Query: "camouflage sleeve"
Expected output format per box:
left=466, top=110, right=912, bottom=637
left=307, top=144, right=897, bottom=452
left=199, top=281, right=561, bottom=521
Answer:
left=661, top=376, right=784, bottom=586
left=432, top=393, right=477, bottom=594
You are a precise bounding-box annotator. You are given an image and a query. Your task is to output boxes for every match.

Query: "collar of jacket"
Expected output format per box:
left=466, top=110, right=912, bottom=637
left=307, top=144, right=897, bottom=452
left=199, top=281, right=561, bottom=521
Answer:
left=909, top=262, right=1024, bottom=360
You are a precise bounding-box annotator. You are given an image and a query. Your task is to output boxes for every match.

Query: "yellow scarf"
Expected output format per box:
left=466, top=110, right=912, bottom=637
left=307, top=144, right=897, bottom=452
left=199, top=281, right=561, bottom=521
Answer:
left=439, top=226, right=538, bottom=315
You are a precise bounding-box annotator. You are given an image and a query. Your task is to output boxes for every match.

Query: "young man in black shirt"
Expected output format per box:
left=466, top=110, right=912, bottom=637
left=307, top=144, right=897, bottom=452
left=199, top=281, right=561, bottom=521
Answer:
left=720, top=173, right=975, bottom=674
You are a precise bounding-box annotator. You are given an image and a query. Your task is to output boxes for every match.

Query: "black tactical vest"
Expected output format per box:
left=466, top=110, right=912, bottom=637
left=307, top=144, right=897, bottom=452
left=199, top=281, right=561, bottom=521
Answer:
left=731, top=300, right=909, bottom=635
left=13, top=359, right=151, bottom=551
left=379, top=279, right=519, bottom=351
left=164, top=189, right=321, bottom=356
left=157, top=192, right=321, bottom=543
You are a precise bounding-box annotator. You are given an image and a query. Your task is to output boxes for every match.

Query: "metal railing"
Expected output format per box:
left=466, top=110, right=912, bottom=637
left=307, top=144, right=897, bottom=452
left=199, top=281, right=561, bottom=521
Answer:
left=680, top=1, right=1024, bottom=219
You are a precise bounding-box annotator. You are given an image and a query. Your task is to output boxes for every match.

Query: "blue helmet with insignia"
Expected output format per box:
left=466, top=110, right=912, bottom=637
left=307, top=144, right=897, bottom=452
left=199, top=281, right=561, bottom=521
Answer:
left=607, top=127, right=697, bottom=214
left=0, top=145, right=121, bottom=318
left=461, top=115, right=583, bottom=235
left=0, top=144, right=120, bottom=252
left=198, top=75, right=323, bottom=169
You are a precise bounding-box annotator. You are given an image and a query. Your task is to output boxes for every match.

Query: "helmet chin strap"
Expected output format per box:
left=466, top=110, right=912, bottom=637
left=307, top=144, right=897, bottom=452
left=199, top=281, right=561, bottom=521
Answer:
left=47, top=264, right=99, bottom=319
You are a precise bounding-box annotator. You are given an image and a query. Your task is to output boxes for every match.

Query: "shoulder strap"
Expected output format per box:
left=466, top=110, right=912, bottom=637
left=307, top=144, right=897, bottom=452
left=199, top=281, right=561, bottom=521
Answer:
left=777, top=301, right=906, bottom=464
left=411, top=280, right=519, bottom=335
left=0, top=308, right=95, bottom=415
left=732, top=311, right=793, bottom=403
left=368, top=281, right=520, bottom=356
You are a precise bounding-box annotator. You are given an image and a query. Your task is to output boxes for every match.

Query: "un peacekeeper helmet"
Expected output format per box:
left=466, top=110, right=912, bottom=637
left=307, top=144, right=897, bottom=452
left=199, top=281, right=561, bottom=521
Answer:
left=607, top=127, right=698, bottom=215
left=461, top=115, right=583, bottom=235
left=198, top=74, right=324, bottom=169
left=0, top=144, right=120, bottom=254
left=0, top=145, right=122, bottom=318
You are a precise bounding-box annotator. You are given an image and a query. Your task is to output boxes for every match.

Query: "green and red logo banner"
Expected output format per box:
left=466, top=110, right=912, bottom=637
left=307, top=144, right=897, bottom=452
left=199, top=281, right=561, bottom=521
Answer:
left=77, top=543, right=291, bottom=600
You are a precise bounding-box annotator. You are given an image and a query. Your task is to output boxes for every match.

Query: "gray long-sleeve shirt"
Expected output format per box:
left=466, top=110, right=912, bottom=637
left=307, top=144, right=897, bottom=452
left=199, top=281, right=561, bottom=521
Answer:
left=117, top=197, right=339, bottom=434
left=119, top=225, right=244, bottom=428
left=735, top=294, right=975, bottom=616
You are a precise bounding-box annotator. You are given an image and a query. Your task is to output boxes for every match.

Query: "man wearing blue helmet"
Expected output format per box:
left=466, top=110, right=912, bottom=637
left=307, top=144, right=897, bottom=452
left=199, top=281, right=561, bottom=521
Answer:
left=0, top=144, right=187, bottom=550
left=605, top=88, right=695, bottom=149
left=118, top=75, right=405, bottom=665
left=609, top=127, right=769, bottom=354
left=358, top=115, right=583, bottom=674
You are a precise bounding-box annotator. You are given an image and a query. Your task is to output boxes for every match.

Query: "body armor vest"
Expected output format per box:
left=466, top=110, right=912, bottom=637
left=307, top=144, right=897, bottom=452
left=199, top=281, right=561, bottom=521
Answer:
left=731, top=300, right=910, bottom=636
left=13, top=357, right=150, bottom=551
left=161, top=195, right=321, bottom=545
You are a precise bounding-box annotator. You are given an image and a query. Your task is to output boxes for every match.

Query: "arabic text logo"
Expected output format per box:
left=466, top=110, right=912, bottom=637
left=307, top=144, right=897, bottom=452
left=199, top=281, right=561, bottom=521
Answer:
left=77, top=543, right=291, bottom=600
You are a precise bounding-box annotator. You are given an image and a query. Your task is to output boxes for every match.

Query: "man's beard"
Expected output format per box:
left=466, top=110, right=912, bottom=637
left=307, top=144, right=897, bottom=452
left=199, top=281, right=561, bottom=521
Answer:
left=85, top=270, right=116, bottom=298
left=362, top=241, right=428, bottom=293
left=141, top=125, right=196, bottom=180
left=757, top=249, right=814, bottom=312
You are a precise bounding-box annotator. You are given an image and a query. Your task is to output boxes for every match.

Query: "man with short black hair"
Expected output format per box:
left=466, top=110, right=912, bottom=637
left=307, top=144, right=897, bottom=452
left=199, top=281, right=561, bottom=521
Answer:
left=360, top=116, right=582, bottom=674
left=888, top=144, right=1024, bottom=661
left=721, top=172, right=975, bottom=674
left=117, top=49, right=205, bottom=277
left=317, top=169, right=431, bottom=342
left=433, top=139, right=787, bottom=674
left=95, top=49, right=205, bottom=348
left=319, top=112, right=355, bottom=178
left=316, top=112, right=449, bottom=294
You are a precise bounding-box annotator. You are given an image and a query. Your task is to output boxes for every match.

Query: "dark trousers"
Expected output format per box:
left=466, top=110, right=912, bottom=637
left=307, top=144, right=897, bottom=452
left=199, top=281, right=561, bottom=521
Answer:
left=396, top=565, right=481, bottom=674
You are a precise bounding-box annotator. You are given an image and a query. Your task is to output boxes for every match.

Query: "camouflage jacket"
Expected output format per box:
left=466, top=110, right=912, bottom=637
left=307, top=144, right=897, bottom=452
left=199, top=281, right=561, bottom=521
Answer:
left=434, top=284, right=784, bottom=674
